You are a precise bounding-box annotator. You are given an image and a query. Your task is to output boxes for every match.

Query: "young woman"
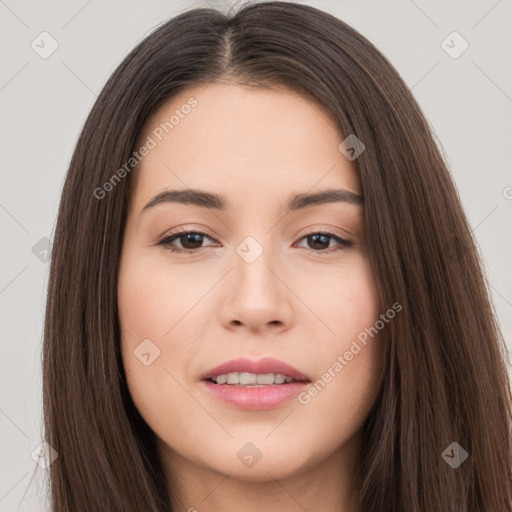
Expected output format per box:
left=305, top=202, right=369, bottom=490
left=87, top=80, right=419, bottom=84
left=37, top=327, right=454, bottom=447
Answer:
left=42, top=1, right=512, bottom=510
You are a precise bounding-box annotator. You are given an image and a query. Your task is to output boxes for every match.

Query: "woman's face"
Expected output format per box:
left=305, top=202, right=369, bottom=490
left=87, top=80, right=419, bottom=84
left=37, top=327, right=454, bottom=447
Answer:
left=118, top=83, right=386, bottom=484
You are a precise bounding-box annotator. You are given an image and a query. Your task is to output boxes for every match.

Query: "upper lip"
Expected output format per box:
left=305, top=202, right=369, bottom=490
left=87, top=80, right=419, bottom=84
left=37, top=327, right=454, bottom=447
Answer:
left=201, top=357, right=310, bottom=381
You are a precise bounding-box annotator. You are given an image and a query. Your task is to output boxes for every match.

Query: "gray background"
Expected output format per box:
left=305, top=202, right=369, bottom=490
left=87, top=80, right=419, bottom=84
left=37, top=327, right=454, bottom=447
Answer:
left=1, top=0, right=511, bottom=509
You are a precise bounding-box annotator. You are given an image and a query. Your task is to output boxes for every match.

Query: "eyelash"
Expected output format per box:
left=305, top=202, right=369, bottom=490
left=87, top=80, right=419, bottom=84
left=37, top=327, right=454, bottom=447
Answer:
left=157, top=228, right=354, bottom=255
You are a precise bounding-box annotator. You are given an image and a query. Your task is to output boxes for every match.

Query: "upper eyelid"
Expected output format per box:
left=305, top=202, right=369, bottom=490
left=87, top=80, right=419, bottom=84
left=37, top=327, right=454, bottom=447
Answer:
left=160, top=228, right=216, bottom=242
left=161, top=223, right=353, bottom=240
left=160, top=228, right=349, bottom=241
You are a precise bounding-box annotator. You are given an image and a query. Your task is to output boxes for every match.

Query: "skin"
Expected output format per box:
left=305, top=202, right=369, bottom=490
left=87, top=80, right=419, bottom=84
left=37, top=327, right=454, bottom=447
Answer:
left=118, top=83, right=386, bottom=512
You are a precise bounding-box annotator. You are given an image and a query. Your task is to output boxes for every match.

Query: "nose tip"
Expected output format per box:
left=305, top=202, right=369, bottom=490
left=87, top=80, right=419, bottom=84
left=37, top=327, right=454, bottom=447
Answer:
left=219, top=249, right=294, bottom=333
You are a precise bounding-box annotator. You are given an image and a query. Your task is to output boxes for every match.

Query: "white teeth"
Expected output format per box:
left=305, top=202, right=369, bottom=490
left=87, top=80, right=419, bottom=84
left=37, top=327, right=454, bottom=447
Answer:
left=226, top=373, right=239, bottom=385
left=215, top=374, right=227, bottom=384
left=256, top=373, right=275, bottom=385
left=275, top=373, right=285, bottom=384
left=212, top=372, right=296, bottom=386
left=239, top=372, right=257, bottom=385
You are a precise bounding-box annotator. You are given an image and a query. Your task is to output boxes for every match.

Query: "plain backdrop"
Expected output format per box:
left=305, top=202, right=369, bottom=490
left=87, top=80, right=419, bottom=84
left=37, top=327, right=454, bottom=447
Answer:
left=1, top=0, right=511, bottom=509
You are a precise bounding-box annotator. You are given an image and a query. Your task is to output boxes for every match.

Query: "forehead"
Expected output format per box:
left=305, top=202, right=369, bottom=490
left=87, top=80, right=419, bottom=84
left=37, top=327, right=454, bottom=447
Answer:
left=131, top=83, right=361, bottom=208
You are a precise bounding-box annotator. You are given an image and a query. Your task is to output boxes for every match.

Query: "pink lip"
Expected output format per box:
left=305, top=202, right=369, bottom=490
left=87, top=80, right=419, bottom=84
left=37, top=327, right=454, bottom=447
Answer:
left=201, top=380, right=310, bottom=410
left=200, top=357, right=311, bottom=411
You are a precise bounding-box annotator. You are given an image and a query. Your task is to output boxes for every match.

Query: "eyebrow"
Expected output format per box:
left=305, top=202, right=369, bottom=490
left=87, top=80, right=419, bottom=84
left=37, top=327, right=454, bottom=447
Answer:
left=140, top=187, right=364, bottom=215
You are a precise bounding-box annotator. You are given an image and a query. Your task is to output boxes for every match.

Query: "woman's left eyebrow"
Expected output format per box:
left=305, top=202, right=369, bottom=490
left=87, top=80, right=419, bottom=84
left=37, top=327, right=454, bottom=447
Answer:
left=140, top=187, right=364, bottom=216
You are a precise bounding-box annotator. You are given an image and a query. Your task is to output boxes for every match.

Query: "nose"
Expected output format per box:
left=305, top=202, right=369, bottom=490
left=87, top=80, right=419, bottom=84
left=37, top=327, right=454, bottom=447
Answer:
left=218, top=239, right=294, bottom=333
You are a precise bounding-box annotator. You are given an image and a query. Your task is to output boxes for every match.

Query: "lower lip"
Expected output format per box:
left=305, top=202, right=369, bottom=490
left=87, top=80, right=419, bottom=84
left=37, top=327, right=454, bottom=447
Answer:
left=201, top=380, right=310, bottom=410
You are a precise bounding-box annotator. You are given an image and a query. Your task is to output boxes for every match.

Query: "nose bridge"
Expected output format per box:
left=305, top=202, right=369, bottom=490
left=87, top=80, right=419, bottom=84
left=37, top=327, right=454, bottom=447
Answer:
left=233, top=233, right=280, bottom=298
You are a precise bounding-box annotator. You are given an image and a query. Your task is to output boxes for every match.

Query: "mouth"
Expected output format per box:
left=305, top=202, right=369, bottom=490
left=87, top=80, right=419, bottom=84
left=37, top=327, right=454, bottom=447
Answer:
left=200, top=357, right=311, bottom=410
left=207, top=372, right=308, bottom=386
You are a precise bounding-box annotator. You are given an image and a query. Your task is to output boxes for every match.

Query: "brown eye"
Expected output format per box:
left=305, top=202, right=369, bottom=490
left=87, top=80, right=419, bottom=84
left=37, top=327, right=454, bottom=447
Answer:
left=295, top=232, right=353, bottom=253
left=176, top=232, right=205, bottom=250
left=158, top=230, right=216, bottom=254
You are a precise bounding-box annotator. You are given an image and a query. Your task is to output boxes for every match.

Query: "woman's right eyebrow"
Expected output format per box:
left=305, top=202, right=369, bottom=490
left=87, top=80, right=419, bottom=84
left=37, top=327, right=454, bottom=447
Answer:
left=141, top=188, right=225, bottom=214
left=140, top=187, right=364, bottom=216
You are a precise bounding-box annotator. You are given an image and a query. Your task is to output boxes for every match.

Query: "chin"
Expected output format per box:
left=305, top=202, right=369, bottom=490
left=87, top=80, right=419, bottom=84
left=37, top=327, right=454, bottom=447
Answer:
left=198, top=440, right=320, bottom=482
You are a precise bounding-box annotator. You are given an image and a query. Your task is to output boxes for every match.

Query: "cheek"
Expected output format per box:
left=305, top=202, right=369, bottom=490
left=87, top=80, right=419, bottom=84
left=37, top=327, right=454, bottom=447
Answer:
left=118, top=251, right=179, bottom=397
left=294, top=256, right=385, bottom=431
left=118, top=252, right=181, bottom=335
left=332, top=257, right=384, bottom=375
left=117, top=255, right=204, bottom=431
left=298, top=252, right=382, bottom=349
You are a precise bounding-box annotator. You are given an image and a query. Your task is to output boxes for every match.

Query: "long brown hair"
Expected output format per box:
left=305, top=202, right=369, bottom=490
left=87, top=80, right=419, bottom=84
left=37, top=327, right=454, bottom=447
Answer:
left=41, top=1, right=512, bottom=510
